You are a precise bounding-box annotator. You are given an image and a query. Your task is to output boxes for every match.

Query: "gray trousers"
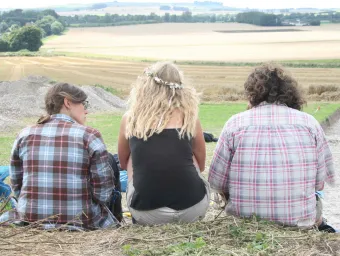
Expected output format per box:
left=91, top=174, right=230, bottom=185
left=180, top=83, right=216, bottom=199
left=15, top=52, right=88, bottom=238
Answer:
left=127, top=174, right=210, bottom=225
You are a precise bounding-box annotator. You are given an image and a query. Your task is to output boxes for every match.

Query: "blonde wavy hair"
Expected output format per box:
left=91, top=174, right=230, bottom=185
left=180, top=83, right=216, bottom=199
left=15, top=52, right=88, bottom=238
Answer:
left=125, top=62, right=200, bottom=140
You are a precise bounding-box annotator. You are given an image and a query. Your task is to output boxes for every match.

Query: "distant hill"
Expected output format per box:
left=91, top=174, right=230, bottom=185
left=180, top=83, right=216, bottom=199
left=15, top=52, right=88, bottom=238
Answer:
left=0, top=2, right=337, bottom=14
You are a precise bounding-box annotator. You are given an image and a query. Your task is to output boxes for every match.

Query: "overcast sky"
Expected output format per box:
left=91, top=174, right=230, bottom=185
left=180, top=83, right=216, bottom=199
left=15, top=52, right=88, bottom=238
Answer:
left=0, top=0, right=339, bottom=9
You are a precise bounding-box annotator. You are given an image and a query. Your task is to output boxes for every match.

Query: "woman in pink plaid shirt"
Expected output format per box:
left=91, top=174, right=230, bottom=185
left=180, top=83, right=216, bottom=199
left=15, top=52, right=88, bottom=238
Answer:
left=209, top=63, right=336, bottom=232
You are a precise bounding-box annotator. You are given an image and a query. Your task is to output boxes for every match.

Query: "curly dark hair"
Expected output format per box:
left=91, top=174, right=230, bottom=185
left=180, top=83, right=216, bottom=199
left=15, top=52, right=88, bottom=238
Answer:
left=244, top=63, right=305, bottom=110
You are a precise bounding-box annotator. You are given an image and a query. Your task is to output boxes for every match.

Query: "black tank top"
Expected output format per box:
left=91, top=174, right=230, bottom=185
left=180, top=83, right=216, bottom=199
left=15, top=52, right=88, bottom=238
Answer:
left=129, top=129, right=206, bottom=210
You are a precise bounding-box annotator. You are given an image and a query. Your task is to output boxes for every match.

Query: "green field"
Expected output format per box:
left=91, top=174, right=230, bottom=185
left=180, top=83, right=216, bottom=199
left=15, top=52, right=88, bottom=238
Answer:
left=1, top=103, right=339, bottom=167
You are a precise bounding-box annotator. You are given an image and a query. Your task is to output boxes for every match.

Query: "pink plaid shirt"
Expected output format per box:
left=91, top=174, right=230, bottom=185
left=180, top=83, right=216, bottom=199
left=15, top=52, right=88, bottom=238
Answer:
left=209, top=102, right=336, bottom=227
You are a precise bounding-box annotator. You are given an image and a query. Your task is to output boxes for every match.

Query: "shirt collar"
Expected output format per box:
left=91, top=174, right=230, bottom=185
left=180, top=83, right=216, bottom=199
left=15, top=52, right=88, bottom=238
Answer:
left=50, top=114, right=76, bottom=123
left=255, top=101, right=287, bottom=108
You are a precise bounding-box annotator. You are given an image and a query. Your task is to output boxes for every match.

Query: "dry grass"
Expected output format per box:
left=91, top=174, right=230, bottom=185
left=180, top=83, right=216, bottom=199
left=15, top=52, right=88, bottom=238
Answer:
left=1, top=208, right=339, bottom=256
left=1, top=56, right=340, bottom=101
left=41, top=23, right=340, bottom=62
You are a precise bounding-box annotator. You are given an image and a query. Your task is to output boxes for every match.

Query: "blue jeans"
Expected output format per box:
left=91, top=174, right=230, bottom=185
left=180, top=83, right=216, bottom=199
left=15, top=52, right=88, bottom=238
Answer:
left=0, top=166, right=9, bottom=182
left=0, top=166, right=16, bottom=208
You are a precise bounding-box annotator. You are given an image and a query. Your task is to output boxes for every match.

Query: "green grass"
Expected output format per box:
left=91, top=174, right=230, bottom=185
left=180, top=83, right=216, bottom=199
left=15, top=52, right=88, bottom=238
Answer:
left=2, top=47, right=340, bottom=68
left=92, top=83, right=122, bottom=97
left=51, top=51, right=158, bottom=62
left=0, top=50, right=59, bottom=57
left=0, top=136, right=16, bottom=166
left=199, top=103, right=247, bottom=134
left=199, top=102, right=340, bottom=134
left=304, top=102, right=340, bottom=122
left=0, top=198, right=12, bottom=212
left=1, top=103, right=339, bottom=167
left=42, top=29, right=70, bottom=43
left=86, top=113, right=122, bottom=154
left=42, top=35, right=60, bottom=43
left=50, top=52, right=340, bottom=68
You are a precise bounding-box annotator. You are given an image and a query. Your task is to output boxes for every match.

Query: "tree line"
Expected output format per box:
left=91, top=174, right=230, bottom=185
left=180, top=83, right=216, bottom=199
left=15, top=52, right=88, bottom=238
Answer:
left=236, top=11, right=340, bottom=26
left=61, top=11, right=340, bottom=28
left=0, top=9, right=66, bottom=52
left=60, top=12, right=235, bottom=27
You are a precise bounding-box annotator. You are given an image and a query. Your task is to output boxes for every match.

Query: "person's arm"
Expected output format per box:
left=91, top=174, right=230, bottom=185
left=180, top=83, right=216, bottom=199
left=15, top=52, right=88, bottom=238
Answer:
left=10, top=136, right=23, bottom=198
left=118, top=114, right=130, bottom=170
left=315, top=126, right=336, bottom=191
left=88, top=130, right=115, bottom=204
left=208, top=122, right=233, bottom=196
left=192, top=119, right=206, bottom=172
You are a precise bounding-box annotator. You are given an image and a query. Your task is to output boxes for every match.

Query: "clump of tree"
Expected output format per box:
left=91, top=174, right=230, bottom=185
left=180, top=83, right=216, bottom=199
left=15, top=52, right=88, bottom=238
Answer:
left=0, top=38, right=9, bottom=51
left=309, top=20, right=321, bottom=26
left=236, top=12, right=281, bottom=26
left=35, top=15, right=64, bottom=36
left=7, top=25, right=43, bottom=51
left=279, top=12, right=334, bottom=26
left=235, top=11, right=330, bottom=26
left=0, top=25, right=42, bottom=52
left=0, top=9, right=66, bottom=52
left=0, top=22, right=9, bottom=33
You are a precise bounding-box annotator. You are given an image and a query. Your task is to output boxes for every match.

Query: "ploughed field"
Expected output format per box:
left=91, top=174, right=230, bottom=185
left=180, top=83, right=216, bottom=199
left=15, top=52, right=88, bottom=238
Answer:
left=1, top=56, right=340, bottom=101
left=41, top=23, right=340, bottom=61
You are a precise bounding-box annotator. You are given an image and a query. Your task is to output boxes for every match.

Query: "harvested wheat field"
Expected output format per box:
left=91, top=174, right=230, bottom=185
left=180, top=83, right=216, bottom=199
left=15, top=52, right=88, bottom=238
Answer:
left=1, top=56, right=340, bottom=101
left=42, top=23, right=340, bottom=62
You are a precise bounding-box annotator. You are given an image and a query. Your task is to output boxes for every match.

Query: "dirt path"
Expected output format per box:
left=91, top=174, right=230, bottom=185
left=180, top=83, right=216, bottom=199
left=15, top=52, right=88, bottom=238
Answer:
left=9, top=64, right=24, bottom=81
left=7, top=58, right=25, bottom=81
left=323, top=121, right=340, bottom=230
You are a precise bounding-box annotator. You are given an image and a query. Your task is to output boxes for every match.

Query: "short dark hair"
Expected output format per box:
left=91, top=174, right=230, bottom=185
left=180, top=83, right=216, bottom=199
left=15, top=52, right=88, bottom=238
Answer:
left=244, top=63, right=305, bottom=110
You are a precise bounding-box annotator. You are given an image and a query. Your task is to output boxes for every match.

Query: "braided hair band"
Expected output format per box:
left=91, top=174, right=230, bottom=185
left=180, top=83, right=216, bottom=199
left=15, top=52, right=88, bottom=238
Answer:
left=144, top=68, right=183, bottom=128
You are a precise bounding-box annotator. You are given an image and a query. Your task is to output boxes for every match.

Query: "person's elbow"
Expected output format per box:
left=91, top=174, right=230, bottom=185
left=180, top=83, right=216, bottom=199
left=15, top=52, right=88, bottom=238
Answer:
left=93, top=185, right=113, bottom=204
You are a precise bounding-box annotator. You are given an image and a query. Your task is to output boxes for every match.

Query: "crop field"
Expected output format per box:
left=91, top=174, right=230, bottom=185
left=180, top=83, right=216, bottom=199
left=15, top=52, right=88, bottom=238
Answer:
left=41, top=23, right=340, bottom=62
left=1, top=56, right=340, bottom=101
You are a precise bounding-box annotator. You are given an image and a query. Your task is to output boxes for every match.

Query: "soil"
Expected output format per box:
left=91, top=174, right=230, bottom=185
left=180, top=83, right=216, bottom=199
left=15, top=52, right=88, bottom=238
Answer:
left=323, top=120, right=340, bottom=229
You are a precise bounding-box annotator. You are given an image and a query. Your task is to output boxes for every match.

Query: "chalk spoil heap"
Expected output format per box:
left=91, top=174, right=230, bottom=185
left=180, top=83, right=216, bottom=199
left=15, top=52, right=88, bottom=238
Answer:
left=0, top=76, right=126, bottom=132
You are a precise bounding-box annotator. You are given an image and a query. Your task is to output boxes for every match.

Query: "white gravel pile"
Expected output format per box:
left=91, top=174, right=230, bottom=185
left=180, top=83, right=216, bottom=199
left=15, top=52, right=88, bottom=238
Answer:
left=0, top=76, right=126, bottom=132
left=323, top=121, right=340, bottom=230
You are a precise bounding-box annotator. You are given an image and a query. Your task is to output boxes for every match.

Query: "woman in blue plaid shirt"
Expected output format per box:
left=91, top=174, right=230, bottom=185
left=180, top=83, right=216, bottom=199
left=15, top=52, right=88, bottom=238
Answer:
left=0, top=83, right=119, bottom=229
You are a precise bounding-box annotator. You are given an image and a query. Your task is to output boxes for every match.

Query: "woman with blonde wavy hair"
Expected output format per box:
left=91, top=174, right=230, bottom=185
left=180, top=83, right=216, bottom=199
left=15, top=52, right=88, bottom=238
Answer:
left=118, top=62, right=210, bottom=225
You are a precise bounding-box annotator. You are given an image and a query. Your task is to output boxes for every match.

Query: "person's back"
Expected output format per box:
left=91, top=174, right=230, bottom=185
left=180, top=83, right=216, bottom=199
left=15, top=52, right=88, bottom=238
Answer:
left=129, top=129, right=206, bottom=211
left=213, top=102, right=334, bottom=226
left=118, top=62, right=210, bottom=225
left=12, top=115, right=111, bottom=227
left=209, top=64, right=336, bottom=228
left=2, top=83, right=118, bottom=229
